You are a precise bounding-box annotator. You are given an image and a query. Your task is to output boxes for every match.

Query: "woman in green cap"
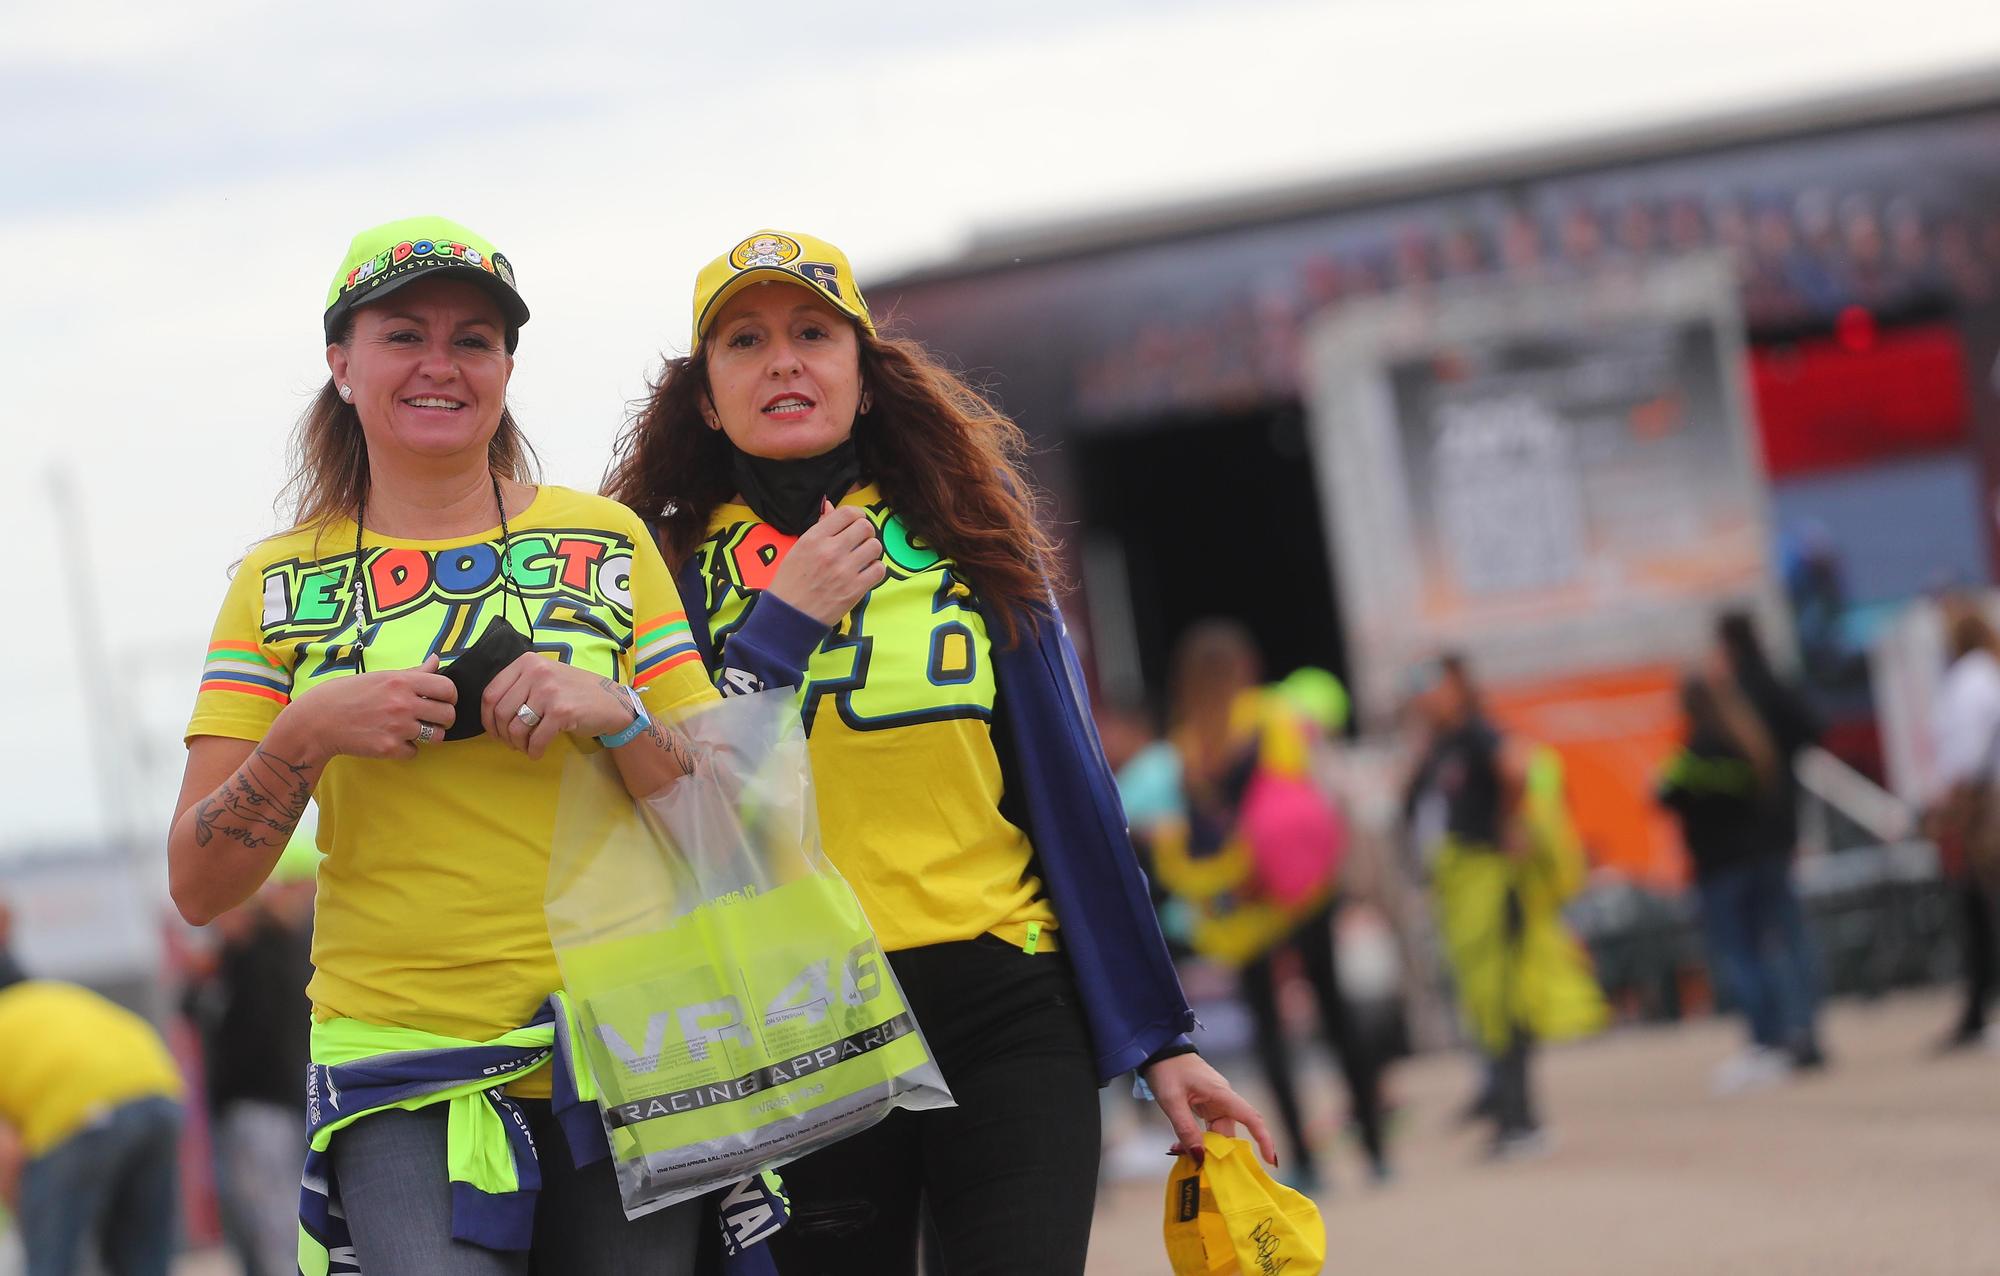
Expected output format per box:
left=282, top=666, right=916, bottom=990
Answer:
left=168, top=216, right=720, bottom=1273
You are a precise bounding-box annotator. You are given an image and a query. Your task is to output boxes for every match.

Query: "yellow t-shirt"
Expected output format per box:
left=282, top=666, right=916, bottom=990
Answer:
left=0, top=981, right=183, bottom=1156
left=185, top=486, right=716, bottom=1094
left=695, top=485, right=1058, bottom=953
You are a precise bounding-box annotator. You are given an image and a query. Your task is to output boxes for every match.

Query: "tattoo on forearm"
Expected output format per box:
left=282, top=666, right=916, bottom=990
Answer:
left=192, top=748, right=316, bottom=851
left=645, top=715, right=703, bottom=777
left=597, top=677, right=702, bottom=775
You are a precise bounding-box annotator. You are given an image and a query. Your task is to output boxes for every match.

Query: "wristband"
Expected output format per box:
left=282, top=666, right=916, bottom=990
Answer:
left=596, top=683, right=651, bottom=749
left=1141, top=1041, right=1201, bottom=1072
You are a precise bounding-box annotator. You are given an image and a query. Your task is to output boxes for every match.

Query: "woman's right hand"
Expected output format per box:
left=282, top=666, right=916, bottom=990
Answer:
left=766, top=501, right=888, bottom=625
left=283, top=654, right=458, bottom=761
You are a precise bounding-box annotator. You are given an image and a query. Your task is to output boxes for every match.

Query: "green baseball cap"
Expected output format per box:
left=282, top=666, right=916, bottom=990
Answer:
left=323, top=215, right=529, bottom=351
left=1275, top=666, right=1350, bottom=734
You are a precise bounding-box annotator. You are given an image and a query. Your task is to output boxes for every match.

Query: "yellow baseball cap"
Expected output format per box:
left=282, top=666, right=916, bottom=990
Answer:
left=692, top=229, right=874, bottom=344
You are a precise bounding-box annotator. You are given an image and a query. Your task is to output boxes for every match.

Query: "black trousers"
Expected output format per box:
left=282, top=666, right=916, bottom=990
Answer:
left=766, top=935, right=1102, bottom=1276
left=1489, top=1029, right=1538, bottom=1136
left=1237, top=902, right=1388, bottom=1179
left=1956, top=879, right=1998, bottom=1036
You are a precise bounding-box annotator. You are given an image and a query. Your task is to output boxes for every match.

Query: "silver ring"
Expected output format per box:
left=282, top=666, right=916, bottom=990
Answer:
left=415, top=723, right=436, bottom=745
left=516, top=704, right=543, bottom=728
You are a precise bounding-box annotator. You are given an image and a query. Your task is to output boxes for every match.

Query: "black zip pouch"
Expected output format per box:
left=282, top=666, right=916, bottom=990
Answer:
left=440, top=619, right=535, bottom=740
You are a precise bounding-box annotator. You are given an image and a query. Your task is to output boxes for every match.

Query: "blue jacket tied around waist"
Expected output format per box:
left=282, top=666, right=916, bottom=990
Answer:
left=299, top=996, right=787, bottom=1275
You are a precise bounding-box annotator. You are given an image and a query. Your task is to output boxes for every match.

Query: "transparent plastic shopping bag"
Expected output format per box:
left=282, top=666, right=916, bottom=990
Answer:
left=547, top=688, right=953, bottom=1217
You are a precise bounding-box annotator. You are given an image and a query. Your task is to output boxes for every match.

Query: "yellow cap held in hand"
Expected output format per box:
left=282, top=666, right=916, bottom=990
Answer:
left=1163, top=1131, right=1325, bottom=1274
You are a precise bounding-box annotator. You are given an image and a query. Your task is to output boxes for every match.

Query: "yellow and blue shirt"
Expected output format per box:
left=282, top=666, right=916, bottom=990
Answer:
left=186, top=486, right=718, bottom=1090
left=672, top=492, right=1196, bottom=1081
left=692, top=485, right=1058, bottom=953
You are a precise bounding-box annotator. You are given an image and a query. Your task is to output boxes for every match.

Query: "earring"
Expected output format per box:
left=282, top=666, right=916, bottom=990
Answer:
left=339, top=384, right=353, bottom=402
left=858, top=390, right=873, bottom=416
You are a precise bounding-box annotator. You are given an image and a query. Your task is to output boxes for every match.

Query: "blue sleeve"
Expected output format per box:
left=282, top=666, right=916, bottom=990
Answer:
left=711, top=593, right=830, bottom=697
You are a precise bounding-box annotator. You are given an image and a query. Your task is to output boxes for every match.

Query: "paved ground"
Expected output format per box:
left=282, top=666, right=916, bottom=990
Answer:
left=166, top=990, right=1995, bottom=1275
left=1086, top=989, right=1999, bottom=1274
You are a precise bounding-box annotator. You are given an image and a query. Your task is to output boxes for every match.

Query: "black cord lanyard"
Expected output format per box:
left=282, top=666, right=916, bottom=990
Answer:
left=348, top=473, right=529, bottom=673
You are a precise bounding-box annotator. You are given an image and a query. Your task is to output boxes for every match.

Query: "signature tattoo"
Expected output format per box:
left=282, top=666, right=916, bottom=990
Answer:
left=597, top=677, right=702, bottom=776
left=192, top=748, right=315, bottom=850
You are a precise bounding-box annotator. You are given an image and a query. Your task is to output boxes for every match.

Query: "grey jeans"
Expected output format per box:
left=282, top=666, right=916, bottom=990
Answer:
left=213, top=1100, right=307, bottom=1276
left=329, top=1100, right=701, bottom=1274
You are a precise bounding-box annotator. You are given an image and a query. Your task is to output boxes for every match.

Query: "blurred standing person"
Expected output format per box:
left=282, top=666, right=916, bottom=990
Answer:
left=1923, top=595, right=2000, bottom=1051
left=1658, top=674, right=1797, bottom=1092
left=182, top=840, right=317, bottom=1276
left=1412, top=655, right=1605, bottom=1158
left=0, top=899, right=186, bottom=1276
left=1149, top=621, right=1390, bottom=1191
left=1714, top=611, right=1828, bottom=1067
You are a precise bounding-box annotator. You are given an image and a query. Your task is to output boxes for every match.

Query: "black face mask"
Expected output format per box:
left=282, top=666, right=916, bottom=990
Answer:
left=439, top=619, right=535, bottom=740
left=730, top=438, right=861, bottom=536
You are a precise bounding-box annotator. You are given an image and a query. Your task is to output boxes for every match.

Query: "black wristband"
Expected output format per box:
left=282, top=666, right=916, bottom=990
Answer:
left=1140, top=1041, right=1200, bottom=1072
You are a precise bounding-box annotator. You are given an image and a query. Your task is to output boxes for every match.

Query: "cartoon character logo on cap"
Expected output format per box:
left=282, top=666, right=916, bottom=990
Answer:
left=731, top=233, right=803, bottom=270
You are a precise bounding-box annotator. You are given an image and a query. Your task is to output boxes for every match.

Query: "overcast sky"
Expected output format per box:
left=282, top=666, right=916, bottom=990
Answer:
left=8, top=0, right=2000, bottom=858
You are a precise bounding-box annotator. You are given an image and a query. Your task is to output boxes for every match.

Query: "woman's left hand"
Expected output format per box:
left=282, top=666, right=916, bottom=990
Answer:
left=1143, top=1052, right=1278, bottom=1168
left=483, top=654, right=637, bottom=759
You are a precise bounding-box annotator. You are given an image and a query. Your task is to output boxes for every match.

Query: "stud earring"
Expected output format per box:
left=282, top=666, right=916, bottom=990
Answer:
left=339, top=384, right=353, bottom=402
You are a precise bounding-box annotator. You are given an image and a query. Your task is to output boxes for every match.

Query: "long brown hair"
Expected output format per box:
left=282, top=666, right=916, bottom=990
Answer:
left=275, top=316, right=538, bottom=541
left=1168, top=618, right=1263, bottom=782
left=603, top=324, right=1061, bottom=644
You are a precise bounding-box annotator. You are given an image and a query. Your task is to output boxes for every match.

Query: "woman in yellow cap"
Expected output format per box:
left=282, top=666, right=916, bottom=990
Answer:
left=168, top=216, right=719, bottom=1273
left=605, top=230, right=1272, bottom=1274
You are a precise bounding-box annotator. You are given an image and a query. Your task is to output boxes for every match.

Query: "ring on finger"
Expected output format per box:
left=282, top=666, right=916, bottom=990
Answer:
left=516, top=704, right=543, bottom=729
left=415, top=722, right=436, bottom=745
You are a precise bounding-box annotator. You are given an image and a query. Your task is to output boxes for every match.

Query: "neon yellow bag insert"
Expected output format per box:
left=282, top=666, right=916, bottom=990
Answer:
left=547, top=689, right=952, bottom=1217
left=1164, top=1132, right=1326, bottom=1275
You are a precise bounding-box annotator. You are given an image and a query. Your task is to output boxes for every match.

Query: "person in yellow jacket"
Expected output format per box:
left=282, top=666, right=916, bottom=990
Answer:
left=1147, top=621, right=1390, bottom=1190
left=0, top=899, right=185, bottom=1276
left=1407, top=655, right=1606, bottom=1159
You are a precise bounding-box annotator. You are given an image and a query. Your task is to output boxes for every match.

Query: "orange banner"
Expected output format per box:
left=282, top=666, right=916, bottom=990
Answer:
left=1486, top=664, right=1689, bottom=887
